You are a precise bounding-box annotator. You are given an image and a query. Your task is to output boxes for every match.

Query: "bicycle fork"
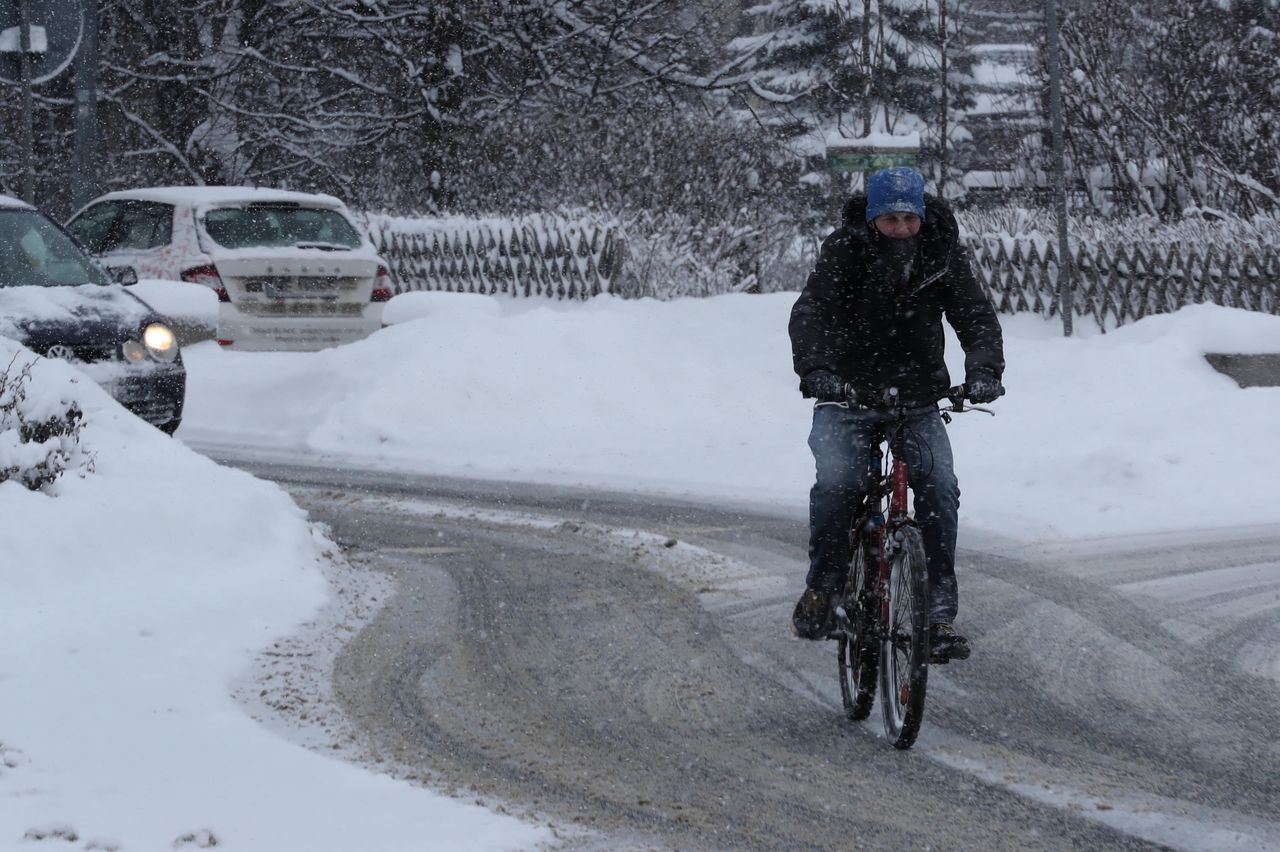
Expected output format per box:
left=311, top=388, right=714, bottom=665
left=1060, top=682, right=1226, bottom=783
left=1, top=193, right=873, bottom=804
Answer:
left=877, top=458, right=912, bottom=626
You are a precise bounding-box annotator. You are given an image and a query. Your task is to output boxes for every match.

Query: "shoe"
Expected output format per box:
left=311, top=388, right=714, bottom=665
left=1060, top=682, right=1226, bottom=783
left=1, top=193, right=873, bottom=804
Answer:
left=929, top=623, right=971, bottom=662
left=791, top=587, right=836, bottom=640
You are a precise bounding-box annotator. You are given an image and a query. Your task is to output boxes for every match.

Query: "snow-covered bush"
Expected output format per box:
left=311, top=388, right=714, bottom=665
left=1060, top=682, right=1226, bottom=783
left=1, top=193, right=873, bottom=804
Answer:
left=445, top=109, right=808, bottom=221
left=0, top=356, right=94, bottom=491
left=617, top=209, right=816, bottom=298
left=374, top=108, right=822, bottom=298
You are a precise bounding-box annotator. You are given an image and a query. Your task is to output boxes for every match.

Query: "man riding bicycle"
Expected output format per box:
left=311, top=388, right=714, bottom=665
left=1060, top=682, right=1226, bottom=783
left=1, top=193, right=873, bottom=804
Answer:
left=789, top=167, right=1004, bottom=661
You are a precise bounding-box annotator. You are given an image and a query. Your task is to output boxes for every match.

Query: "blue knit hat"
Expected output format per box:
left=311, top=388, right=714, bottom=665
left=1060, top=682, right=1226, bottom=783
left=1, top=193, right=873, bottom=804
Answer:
left=865, top=167, right=925, bottom=222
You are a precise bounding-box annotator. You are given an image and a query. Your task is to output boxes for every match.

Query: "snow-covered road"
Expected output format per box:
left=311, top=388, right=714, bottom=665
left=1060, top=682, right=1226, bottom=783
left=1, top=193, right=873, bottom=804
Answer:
left=223, top=457, right=1280, bottom=852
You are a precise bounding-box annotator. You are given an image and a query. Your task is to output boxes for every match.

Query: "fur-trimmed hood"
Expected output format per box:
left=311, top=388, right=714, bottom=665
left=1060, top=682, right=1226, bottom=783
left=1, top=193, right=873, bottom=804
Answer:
left=841, top=193, right=961, bottom=247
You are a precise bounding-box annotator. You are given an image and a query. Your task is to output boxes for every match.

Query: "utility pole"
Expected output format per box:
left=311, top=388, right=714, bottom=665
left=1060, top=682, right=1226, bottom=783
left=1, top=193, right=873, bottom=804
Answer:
left=937, top=0, right=949, bottom=199
left=71, top=0, right=97, bottom=209
left=861, top=0, right=873, bottom=136
left=1045, top=0, right=1073, bottom=336
left=18, top=0, right=35, bottom=202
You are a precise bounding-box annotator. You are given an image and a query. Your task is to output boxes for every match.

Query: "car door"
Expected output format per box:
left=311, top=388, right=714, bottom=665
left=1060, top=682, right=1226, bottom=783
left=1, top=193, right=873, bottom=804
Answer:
left=68, top=200, right=177, bottom=280
left=66, top=200, right=124, bottom=254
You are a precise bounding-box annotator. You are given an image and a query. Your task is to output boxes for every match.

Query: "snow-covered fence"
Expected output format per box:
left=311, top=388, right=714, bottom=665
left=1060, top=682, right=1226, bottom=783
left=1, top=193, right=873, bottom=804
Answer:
left=967, top=238, right=1280, bottom=331
left=366, top=213, right=626, bottom=299
left=362, top=211, right=1279, bottom=327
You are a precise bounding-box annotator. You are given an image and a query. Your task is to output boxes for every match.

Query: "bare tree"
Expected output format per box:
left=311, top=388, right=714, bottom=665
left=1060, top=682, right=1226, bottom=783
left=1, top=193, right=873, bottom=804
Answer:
left=1038, top=0, right=1279, bottom=217
left=3, top=0, right=760, bottom=212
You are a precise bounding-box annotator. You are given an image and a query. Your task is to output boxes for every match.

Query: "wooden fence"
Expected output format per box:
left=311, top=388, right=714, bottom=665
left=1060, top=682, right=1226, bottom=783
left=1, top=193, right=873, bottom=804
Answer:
left=368, top=214, right=1278, bottom=329
left=370, top=221, right=626, bottom=300
left=967, top=238, right=1280, bottom=330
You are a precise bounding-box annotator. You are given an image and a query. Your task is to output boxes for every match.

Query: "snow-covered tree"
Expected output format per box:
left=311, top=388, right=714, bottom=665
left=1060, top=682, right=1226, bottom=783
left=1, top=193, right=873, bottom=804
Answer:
left=1043, top=0, right=1279, bottom=216
left=920, top=0, right=979, bottom=199
left=727, top=0, right=975, bottom=196
left=729, top=0, right=955, bottom=135
left=2, top=0, right=753, bottom=212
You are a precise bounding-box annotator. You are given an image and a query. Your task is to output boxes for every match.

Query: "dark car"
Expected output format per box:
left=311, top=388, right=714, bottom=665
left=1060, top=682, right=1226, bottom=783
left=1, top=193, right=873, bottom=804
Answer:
left=0, top=195, right=185, bottom=434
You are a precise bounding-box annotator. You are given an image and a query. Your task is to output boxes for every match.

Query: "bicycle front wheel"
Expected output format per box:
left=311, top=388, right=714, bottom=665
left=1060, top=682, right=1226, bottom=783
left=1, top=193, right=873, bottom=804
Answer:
left=879, top=525, right=930, bottom=750
left=837, top=530, right=878, bottom=721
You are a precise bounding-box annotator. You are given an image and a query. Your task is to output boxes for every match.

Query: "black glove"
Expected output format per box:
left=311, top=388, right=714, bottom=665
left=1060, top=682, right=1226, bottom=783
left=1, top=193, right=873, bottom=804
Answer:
left=965, top=370, right=1005, bottom=404
left=800, top=370, right=854, bottom=403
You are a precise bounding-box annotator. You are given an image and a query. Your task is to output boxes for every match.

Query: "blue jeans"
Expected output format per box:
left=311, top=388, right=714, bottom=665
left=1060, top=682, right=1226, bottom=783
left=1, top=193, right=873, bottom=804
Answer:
left=806, top=402, right=961, bottom=624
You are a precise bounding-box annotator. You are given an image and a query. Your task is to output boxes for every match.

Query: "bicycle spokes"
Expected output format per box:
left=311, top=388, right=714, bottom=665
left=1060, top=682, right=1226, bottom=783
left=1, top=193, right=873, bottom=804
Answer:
left=879, top=526, right=930, bottom=750
left=838, top=532, right=879, bottom=722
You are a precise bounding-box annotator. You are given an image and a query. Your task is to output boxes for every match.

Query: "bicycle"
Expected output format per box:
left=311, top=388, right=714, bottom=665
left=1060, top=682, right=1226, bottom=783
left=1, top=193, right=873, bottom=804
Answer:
left=832, top=384, right=992, bottom=750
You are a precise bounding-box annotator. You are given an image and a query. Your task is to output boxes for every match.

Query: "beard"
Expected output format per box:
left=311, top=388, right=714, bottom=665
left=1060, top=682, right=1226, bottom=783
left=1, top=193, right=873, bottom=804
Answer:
left=882, top=232, right=920, bottom=260
left=880, top=232, right=920, bottom=288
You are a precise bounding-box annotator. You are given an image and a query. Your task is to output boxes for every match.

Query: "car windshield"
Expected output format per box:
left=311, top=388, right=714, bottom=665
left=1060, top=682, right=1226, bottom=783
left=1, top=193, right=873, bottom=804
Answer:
left=201, top=204, right=363, bottom=250
left=0, top=209, right=108, bottom=287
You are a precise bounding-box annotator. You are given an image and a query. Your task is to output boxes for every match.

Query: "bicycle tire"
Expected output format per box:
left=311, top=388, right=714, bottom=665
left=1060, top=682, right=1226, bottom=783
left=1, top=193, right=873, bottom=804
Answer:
left=879, top=524, right=930, bottom=750
left=837, top=530, right=878, bottom=721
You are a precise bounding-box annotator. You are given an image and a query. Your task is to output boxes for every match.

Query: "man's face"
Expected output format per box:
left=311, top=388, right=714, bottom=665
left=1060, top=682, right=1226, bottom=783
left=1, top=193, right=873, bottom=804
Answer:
left=873, top=212, right=922, bottom=239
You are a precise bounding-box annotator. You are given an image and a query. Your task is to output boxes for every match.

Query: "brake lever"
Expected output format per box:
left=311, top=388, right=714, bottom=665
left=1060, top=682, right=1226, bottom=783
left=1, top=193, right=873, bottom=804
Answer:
left=943, top=393, right=996, bottom=417
left=947, top=383, right=993, bottom=414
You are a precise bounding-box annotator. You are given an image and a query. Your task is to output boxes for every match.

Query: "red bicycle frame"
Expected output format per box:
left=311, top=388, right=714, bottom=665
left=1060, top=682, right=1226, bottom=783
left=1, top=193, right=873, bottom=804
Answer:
left=889, top=457, right=911, bottom=522
left=879, top=457, right=912, bottom=624
left=857, top=442, right=913, bottom=632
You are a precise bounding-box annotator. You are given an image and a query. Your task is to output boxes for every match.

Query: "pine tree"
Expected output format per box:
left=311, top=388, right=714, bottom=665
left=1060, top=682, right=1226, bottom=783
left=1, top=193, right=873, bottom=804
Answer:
left=728, top=0, right=976, bottom=198
left=729, top=0, right=943, bottom=136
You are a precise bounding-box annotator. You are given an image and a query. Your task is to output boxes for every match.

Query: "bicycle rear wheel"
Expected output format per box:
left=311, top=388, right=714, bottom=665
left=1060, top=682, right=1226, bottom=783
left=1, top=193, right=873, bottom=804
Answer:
left=837, top=531, right=878, bottom=721
left=880, top=525, right=930, bottom=749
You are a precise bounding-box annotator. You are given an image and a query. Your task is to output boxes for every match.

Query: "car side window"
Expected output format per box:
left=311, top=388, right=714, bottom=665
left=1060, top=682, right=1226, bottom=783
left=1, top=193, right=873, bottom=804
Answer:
left=113, top=201, right=175, bottom=251
left=67, top=201, right=123, bottom=253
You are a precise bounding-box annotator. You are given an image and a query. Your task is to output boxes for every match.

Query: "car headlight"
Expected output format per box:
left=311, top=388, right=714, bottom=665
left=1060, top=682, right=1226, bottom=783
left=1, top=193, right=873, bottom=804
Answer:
left=142, top=323, right=178, bottom=362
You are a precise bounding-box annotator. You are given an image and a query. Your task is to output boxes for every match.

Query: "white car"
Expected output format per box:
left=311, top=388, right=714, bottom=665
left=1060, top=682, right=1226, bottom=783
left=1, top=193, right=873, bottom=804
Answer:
left=67, top=187, right=393, bottom=351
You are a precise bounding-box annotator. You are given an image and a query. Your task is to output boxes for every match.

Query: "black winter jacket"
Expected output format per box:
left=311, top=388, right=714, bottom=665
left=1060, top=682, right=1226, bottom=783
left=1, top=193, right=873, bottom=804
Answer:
left=789, top=194, right=1004, bottom=407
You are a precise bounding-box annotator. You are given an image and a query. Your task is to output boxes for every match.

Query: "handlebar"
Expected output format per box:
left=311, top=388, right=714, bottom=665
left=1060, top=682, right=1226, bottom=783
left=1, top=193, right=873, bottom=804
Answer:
left=852, top=384, right=997, bottom=416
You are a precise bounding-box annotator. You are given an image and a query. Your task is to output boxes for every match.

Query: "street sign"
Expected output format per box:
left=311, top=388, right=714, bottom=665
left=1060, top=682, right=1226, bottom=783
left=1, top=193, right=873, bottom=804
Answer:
left=826, top=149, right=918, bottom=174
left=0, top=0, right=83, bottom=85
left=0, top=23, right=47, bottom=53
